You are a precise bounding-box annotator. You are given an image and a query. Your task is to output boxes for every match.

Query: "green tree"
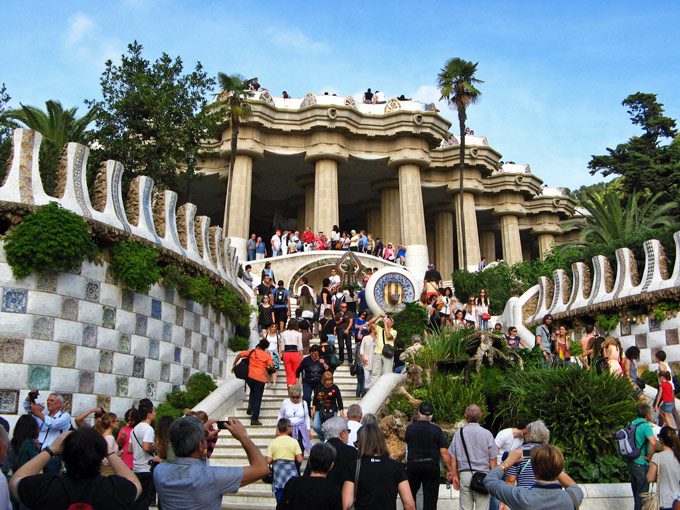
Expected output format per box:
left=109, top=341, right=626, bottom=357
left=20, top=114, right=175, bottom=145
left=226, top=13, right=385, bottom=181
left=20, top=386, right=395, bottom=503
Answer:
left=562, top=188, right=677, bottom=248
left=437, top=59, right=483, bottom=268
left=3, top=100, right=97, bottom=194
left=0, top=84, right=12, bottom=182
left=589, top=92, right=680, bottom=207
left=216, top=73, right=254, bottom=233
left=86, top=41, right=222, bottom=194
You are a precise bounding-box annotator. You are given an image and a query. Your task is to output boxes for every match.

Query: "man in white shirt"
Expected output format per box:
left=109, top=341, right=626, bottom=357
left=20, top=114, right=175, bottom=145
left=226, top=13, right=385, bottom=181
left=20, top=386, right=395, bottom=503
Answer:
left=346, top=404, right=362, bottom=448
left=129, top=401, right=156, bottom=510
left=271, top=230, right=282, bottom=256
left=489, top=419, right=530, bottom=510
left=328, top=268, right=341, bottom=287
left=22, top=390, right=72, bottom=474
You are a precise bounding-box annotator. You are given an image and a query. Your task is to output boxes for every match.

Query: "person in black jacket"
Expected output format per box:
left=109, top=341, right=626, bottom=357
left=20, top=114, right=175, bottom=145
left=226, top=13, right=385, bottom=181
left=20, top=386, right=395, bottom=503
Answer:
left=296, top=346, right=329, bottom=416
left=312, top=372, right=345, bottom=441
left=303, top=416, right=357, bottom=490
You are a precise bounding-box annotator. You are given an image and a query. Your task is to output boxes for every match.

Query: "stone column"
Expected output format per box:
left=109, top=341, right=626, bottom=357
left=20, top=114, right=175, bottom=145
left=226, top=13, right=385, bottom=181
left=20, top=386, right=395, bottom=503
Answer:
left=538, top=233, right=555, bottom=259
left=224, top=154, right=253, bottom=261
left=453, top=192, right=482, bottom=271
left=499, top=214, right=523, bottom=265
left=296, top=175, right=315, bottom=230
left=380, top=184, right=402, bottom=248
left=434, top=209, right=455, bottom=281
left=313, top=159, right=339, bottom=236
left=426, top=222, right=436, bottom=268
left=479, top=231, right=496, bottom=262
left=398, top=163, right=429, bottom=282
left=366, top=205, right=382, bottom=240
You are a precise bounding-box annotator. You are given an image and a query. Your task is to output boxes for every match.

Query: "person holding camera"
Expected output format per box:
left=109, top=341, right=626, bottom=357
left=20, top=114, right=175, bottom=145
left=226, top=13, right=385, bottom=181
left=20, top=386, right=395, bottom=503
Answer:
left=22, top=390, right=71, bottom=475
left=74, top=406, right=106, bottom=428
left=154, top=416, right=268, bottom=510
left=370, top=314, right=397, bottom=385
left=9, top=428, right=141, bottom=510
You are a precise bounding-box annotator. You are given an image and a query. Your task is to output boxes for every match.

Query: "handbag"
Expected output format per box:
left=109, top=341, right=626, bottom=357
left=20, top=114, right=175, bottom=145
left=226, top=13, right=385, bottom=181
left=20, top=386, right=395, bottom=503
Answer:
left=381, top=330, right=395, bottom=359
left=263, top=463, right=273, bottom=484
left=330, top=352, right=341, bottom=368
left=640, top=454, right=660, bottom=510
left=460, top=428, right=489, bottom=494
left=234, top=350, right=255, bottom=380
left=481, top=313, right=491, bottom=321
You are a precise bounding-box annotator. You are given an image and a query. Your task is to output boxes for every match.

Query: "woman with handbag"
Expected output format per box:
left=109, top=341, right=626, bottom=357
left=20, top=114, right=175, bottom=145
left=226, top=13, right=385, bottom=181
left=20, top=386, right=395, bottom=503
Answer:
left=370, top=315, right=397, bottom=386
left=278, top=385, right=314, bottom=454
left=476, top=289, right=490, bottom=331
left=311, top=372, right=345, bottom=441
left=232, top=339, right=274, bottom=426
left=342, top=424, right=415, bottom=510
left=647, top=426, right=680, bottom=510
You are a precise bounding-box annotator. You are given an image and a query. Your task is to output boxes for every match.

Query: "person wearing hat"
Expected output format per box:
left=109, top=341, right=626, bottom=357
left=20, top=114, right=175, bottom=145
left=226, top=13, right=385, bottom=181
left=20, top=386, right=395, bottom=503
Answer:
left=404, top=402, right=452, bottom=510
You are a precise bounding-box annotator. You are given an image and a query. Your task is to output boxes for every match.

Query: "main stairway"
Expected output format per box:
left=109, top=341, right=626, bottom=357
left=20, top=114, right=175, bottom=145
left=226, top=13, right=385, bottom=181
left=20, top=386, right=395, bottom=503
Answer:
left=210, top=363, right=362, bottom=510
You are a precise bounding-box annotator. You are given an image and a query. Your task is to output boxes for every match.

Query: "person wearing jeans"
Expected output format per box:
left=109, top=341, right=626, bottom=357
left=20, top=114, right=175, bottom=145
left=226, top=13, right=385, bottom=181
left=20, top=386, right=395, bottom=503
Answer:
left=334, top=303, right=354, bottom=364
left=626, top=403, right=657, bottom=510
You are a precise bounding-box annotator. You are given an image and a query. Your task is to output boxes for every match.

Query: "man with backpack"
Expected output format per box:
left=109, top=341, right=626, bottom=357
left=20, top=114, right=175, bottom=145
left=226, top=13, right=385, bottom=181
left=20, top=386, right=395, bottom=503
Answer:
left=272, top=280, right=291, bottom=333
left=619, top=403, right=657, bottom=510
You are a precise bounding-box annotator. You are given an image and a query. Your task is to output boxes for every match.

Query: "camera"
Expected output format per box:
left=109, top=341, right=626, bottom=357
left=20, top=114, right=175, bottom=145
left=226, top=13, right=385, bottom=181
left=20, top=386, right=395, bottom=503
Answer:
left=28, top=390, right=40, bottom=404
left=216, top=420, right=231, bottom=430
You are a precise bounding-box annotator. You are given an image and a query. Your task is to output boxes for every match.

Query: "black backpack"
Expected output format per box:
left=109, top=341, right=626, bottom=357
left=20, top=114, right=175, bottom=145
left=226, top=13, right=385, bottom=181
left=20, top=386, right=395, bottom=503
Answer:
left=273, top=288, right=287, bottom=305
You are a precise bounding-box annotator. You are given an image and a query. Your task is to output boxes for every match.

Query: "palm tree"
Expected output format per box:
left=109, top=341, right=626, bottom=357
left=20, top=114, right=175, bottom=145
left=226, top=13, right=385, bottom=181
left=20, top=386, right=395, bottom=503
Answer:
left=562, top=189, right=678, bottom=247
left=216, top=73, right=255, bottom=237
left=4, top=100, right=97, bottom=193
left=438, top=58, right=483, bottom=270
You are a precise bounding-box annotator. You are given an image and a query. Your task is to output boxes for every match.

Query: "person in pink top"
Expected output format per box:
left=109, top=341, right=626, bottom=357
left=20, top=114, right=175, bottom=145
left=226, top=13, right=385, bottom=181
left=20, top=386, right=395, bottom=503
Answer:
left=117, top=407, right=137, bottom=469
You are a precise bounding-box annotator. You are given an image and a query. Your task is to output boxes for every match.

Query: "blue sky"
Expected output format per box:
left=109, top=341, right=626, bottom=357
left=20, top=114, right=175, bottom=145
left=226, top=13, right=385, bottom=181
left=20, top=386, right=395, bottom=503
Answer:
left=2, top=0, right=679, bottom=190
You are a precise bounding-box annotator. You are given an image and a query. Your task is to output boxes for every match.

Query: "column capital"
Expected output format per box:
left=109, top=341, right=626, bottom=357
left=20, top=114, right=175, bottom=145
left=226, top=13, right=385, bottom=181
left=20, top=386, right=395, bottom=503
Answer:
left=426, top=202, right=456, bottom=215
left=387, top=150, right=431, bottom=169
left=493, top=205, right=526, bottom=218
left=371, top=178, right=400, bottom=192
left=304, top=147, right=349, bottom=165
left=219, top=140, right=265, bottom=162
left=295, top=173, right=315, bottom=188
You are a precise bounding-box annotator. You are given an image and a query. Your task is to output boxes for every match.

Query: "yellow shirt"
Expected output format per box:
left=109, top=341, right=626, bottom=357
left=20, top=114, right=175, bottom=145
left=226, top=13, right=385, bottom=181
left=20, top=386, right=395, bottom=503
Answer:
left=267, top=434, right=302, bottom=461
left=374, top=325, right=397, bottom=354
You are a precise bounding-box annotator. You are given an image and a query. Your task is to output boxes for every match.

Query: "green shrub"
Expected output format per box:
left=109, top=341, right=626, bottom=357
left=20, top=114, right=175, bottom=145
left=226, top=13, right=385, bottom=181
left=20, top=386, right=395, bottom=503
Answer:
left=392, top=301, right=428, bottom=343
left=185, top=275, right=215, bottom=305
left=497, top=365, right=637, bottom=459
left=596, top=313, right=619, bottom=334
left=652, top=301, right=679, bottom=322
left=215, top=285, right=252, bottom=329
left=155, top=402, right=183, bottom=419
left=387, top=393, right=415, bottom=416
left=228, top=336, right=249, bottom=352
left=110, top=241, right=161, bottom=292
left=4, top=202, right=97, bottom=278
left=640, top=369, right=659, bottom=390
left=426, top=372, right=487, bottom=423
left=162, top=265, right=192, bottom=294
left=564, top=453, right=628, bottom=484
left=184, top=372, right=217, bottom=406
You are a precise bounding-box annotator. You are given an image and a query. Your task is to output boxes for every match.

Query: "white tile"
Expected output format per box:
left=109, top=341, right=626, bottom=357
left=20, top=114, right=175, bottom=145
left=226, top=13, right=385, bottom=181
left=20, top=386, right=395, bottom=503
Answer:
left=148, top=284, right=164, bottom=300
left=169, top=364, right=184, bottom=384
left=79, top=300, right=103, bottom=326
left=171, top=325, right=183, bottom=346
left=133, top=294, right=151, bottom=316
left=54, top=319, right=82, bottom=345
left=57, top=273, right=86, bottom=299
left=145, top=359, right=161, bottom=380
left=191, top=332, right=201, bottom=351
left=159, top=342, right=174, bottom=363
left=0, top=312, right=32, bottom=338
left=113, top=353, right=134, bottom=376
left=72, top=393, right=97, bottom=415
left=161, top=302, right=175, bottom=324
left=116, top=310, right=136, bottom=334
left=26, top=291, right=62, bottom=317
left=0, top=265, right=35, bottom=289
left=147, top=318, right=163, bottom=340
left=80, top=261, right=105, bottom=281
left=648, top=331, right=667, bottom=349
left=128, top=378, right=147, bottom=400
left=97, top=328, right=118, bottom=351
left=181, top=348, right=192, bottom=366
left=157, top=382, right=172, bottom=400
left=110, top=397, right=134, bottom=417
left=93, top=373, right=116, bottom=396
left=130, top=335, right=149, bottom=357
left=50, top=367, right=79, bottom=392
left=23, top=339, right=60, bottom=365
left=199, top=353, right=208, bottom=371
left=75, top=346, right=100, bottom=371
left=0, top=362, right=27, bottom=387
left=100, top=283, right=122, bottom=308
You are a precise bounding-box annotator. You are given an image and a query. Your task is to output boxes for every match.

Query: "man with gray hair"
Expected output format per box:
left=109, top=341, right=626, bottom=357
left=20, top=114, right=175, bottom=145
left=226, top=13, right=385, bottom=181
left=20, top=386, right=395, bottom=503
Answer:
left=405, top=402, right=452, bottom=510
left=0, top=427, right=9, bottom=510
left=304, top=416, right=357, bottom=489
left=347, top=404, right=362, bottom=447
left=22, top=390, right=71, bottom=474
left=153, top=417, right=268, bottom=510
left=504, top=421, right=550, bottom=488
left=447, top=405, right=498, bottom=510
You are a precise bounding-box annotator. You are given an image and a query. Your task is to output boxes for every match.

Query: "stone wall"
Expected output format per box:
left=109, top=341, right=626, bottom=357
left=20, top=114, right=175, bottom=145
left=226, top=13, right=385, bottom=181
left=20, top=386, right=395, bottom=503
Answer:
left=0, top=128, right=253, bottom=428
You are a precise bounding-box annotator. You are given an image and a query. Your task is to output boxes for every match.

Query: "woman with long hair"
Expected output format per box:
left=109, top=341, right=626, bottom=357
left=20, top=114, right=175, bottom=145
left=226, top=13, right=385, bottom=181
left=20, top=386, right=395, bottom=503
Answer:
left=552, top=324, right=571, bottom=367
left=475, top=289, right=490, bottom=331
left=535, top=314, right=554, bottom=365
left=647, top=426, right=680, bottom=509
left=116, top=407, right=137, bottom=469
left=10, top=415, right=39, bottom=473
left=155, top=415, right=176, bottom=463
left=298, top=286, right=315, bottom=321
left=263, top=323, right=281, bottom=386
left=257, top=294, right=275, bottom=334
left=95, top=412, right=120, bottom=476
left=342, top=424, right=415, bottom=510
left=604, top=336, right=623, bottom=376
left=624, top=346, right=643, bottom=393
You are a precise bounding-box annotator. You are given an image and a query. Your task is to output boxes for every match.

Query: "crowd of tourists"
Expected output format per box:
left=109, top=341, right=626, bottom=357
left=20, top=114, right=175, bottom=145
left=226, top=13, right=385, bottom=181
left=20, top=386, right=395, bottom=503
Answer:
left=245, top=226, right=407, bottom=264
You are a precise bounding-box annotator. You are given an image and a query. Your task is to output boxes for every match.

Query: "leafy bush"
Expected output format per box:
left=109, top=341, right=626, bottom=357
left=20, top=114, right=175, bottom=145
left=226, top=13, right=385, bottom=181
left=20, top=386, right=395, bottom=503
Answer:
left=652, top=301, right=679, bottom=321
left=228, top=336, right=249, bottom=352
left=497, top=365, right=637, bottom=460
left=452, top=264, right=519, bottom=315
left=215, top=285, right=252, bottom=329
left=110, top=241, right=161, bottom=292
left=426, top=372, right=487, bottom=423
left=185, top=275, right=215, bottom=305
left=640, top=369, right=659, bottom=390
left=387, top=393, right=415, bottom=416
left=155, top=402, right=183, bottom=419
left=564, top=453, right=628, bottom=484
left=4, top=202, right=97, bottom=278
left=596, top=313, right=619, bottom=334
left=161, top=372, right=218, bottom=417
left=392, top=301, right=428, bottom=343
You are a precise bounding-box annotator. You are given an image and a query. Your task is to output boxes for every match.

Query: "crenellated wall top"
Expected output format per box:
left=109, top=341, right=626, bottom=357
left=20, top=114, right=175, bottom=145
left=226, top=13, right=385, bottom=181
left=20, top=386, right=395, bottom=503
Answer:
left=0, top=129, right=250, bottom=300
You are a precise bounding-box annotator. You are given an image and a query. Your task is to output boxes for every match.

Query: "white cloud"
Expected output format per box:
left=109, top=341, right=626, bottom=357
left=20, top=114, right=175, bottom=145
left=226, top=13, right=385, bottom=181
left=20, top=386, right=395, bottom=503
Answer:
left=64, top=12, right=96, bottom=47
left=266, top=28, right=329, bottom=53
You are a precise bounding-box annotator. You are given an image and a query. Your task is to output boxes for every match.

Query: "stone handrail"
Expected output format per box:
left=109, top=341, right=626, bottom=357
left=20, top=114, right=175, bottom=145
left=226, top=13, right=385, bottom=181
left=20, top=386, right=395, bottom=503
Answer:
left=0, top=128, right=249, bottom=299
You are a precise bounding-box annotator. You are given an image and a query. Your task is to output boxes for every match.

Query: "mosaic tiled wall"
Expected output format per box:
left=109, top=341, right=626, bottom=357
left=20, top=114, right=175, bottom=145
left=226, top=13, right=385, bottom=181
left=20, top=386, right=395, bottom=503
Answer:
left=0, top=255, right=232, bottom=426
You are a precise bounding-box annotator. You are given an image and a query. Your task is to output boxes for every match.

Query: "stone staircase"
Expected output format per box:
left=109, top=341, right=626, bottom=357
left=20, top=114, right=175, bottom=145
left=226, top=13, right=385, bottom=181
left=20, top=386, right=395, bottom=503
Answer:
left=211, top=363, right=362, bottom=510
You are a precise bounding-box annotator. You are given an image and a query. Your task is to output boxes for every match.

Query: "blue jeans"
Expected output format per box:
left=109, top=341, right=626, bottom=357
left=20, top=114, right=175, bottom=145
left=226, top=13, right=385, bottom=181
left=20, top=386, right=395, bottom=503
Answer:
left=478, top=317, right=488, bottom=331
left=327, top=334, right=336, bottom=350
left=313, top=411, right=335, bottom=441
left=627, top=461, right=649, bottom=510
left=248, top=249, right=255, bottom=261
left=302, top=383, right=314, bottom=416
